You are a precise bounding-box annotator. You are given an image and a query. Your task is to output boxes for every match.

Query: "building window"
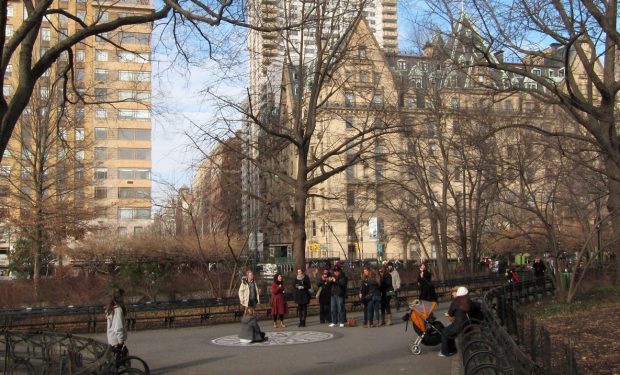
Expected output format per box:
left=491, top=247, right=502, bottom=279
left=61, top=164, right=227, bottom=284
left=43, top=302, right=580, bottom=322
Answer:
left=347, top=217, right=356, bottom=236
left=359, top=71, right=368, bottom=83
left=0, top=166, right=11, bottom=177
left=119, top=32, right=150, bottom=45
left=95, top=50, right=108, bottom=61
left=75, top=149, right=85, bottom=160
left=94, top=168, right=108, bottom=180
left=41, top=28, right=51, bottom=42
left=118, top=90, right=150, bottom=101
left=75, top=128, right=85, bottom=141
left=5, top=25, right=13, bottom=38
left=75, top=68, right=84, bottom=81
left=76, top=10, right=86, bottom=21
left=373, top=94, right=382, bottom=108
left=95, top=108, right=108, bottom=119
left=75, top=168, right=84, bottom=181
left=397, top=60, right=407, bottom=70
left=311, top=220, right=317, bottom=237
left=118, top=227, right=127, bottom=237
left=95, top=88, right=107, bottom=101
left=118, top=109, right=150, bottom=120
left=118, top=148, right=150, bottom=160
left=345, top=116, right=353, bottom=129
left=117, top=51, right=150, bottom=63
left=119, top=70, right=150, bottom=82
left=94, top=187, right=107, bottom=199
left=373, top=117, right=382, bottom=128
left=346, top=164, right=355, bottom=180
left=119, top=128, right=151, bottom=140
left=95, top=69, right=108, bottom=81
left=7, top=6, right=13, bottom=17
left=451, top=97, right=460, bottom=109
left=347, top=190, right=355, bottom=207
left=118, top=187, right=151, bottom=199
left=95, top=127, right=108, bottom=140
left=344, top=92, right=353, bottom=107
left=118, top=207, right=151, bottom=219
left=134, top=226, right=143, bottom=234
left=3, top=85, right=11, bottom=97
left=375, top=163, right=384, bottom=179
left=76, top=49, right=85, bottom=62
left=94, top=147, right=107, bottom=160
left=532, top=68, right=541, bottom=76
left=118, top=169, right=150, bottom=179
left=358, top=47, right=366, bottom=59
left=75, top=107, right=85, bottom=121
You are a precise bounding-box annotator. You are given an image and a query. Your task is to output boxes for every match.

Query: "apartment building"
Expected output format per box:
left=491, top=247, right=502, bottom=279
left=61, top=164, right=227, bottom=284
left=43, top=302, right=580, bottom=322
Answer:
left=244, top=0, right=398, bottom=261
left=253, top=15, right=582, bottom=263
left=1, top=0, right=154, bottom=264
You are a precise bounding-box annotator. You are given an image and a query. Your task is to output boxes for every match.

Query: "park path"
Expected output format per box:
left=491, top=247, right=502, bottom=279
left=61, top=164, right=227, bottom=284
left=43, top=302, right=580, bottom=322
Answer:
left=92, top=302, right=459, bottom=374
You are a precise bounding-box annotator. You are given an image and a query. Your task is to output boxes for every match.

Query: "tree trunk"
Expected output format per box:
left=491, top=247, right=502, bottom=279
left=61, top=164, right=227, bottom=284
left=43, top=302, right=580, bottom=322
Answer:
left=292, top=187, right=308, bottom=272
left=606, top=158, right=620, bottom=284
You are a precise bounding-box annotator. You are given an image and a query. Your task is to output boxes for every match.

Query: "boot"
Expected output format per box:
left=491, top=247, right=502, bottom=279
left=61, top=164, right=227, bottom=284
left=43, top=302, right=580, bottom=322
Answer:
left=373, top=320, right=381, bottom=328
left=273, top=321, right=278, bottom=328
left=279, top=321, right=286, bottom=328
left=386, top=314, right=392, bottom=326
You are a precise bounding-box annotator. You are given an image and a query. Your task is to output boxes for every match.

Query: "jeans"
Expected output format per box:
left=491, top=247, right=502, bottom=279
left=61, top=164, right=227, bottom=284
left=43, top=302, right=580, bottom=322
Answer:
left=365, top=297, right=381, bottom=324
left=330, top=295, right=345, bottom=324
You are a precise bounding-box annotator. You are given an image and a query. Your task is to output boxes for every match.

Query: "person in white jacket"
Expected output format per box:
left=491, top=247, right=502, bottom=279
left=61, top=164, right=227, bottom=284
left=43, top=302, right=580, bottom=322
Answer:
left=106, top=289, right=128, bottom=349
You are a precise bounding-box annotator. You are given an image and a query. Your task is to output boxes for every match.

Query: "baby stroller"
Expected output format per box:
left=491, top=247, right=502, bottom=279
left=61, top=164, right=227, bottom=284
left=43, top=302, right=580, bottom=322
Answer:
left=403, top=299, right=444, bottom=355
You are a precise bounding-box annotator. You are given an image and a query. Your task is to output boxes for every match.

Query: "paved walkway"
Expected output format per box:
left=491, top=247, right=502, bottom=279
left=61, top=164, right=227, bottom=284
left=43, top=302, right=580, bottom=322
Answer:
left=92, top=302, right=459, bottom=374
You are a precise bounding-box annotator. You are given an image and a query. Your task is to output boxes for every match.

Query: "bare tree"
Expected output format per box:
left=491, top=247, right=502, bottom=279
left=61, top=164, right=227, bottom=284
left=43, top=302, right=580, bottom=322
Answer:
left=2, top=73, right=96, bottom=298
left=422, top=0, right=620, bottom=281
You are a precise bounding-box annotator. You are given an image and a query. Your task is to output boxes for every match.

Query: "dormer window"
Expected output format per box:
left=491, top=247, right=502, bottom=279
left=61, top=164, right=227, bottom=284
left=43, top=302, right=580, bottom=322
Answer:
left=532, top=68, right=541, bottom=76
left=397, top=60, right=407, bottom=70
left=358, top=47, right=367, bottom=59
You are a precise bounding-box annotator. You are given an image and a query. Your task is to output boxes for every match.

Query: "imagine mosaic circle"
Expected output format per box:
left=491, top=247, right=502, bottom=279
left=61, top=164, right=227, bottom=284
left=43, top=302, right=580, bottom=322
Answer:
left=211, top=331, right=334, bottom=347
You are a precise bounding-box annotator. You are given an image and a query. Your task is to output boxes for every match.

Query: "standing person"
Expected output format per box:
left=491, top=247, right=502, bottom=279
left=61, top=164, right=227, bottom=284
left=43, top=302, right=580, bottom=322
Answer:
left=362, top=267, right=381, bottom=328
left=270, top=273, right=287, bottom=328
left=379, top=266, right=394, bottom=325
left=316, top=269, right=332, bottom=324
left=359, top=269, right=370, bottom=327
left=532, top=257, right=546, bottom=287
left=238, top=270, right=260, bottom=308
left=329, top=266, right=347, bottom=328
left=418, top=262, right=437, bottom=301
left=387, top=262, right=401, bottom=310
left=294, top=268, right=311, bottom=327
left=106, top=289, right=128, bottom=364
left=238, top=307, right=267, bottom=344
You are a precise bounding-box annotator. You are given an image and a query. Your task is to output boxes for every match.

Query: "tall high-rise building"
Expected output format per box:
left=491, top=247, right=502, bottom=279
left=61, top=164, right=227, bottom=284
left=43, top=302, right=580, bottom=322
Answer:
left=243, top=0, right=398, bottom=258
left=1, top=0, right=154, bottom=254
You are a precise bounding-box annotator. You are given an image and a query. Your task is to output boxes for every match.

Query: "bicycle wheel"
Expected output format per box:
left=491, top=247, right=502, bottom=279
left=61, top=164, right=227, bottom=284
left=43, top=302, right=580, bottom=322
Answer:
left=117, top=355, right=150, bottom=375
left=117, top=368, right=147, bottom=375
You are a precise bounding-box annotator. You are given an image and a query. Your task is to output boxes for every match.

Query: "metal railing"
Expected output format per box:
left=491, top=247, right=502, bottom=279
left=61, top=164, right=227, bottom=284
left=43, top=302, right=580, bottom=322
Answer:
left=465, top=276, right=579, bottom=375
left=1, top=331, right=113, bottom=375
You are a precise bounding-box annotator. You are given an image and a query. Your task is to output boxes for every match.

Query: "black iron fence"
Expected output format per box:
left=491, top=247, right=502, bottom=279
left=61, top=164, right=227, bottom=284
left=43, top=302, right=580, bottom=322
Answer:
left=1, top=273, right=506, bottom=333
left=1, top=331, right=113, bottom=375
left=464, top=276, right=580, bottom=375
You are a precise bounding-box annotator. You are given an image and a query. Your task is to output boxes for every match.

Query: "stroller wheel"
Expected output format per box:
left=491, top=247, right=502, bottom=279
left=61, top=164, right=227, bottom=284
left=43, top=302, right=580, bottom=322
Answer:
left=409, top=343, right=422, bottom=355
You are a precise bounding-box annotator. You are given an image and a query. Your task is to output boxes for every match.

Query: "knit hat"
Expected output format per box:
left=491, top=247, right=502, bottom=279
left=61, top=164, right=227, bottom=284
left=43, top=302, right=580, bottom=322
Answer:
left=455, top=287, right=469, bottom=297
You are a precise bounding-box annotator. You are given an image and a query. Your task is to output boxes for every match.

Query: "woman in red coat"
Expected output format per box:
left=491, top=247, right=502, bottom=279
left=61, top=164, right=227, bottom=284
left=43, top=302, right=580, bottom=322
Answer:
left=271, top=273, right=288, bottom=328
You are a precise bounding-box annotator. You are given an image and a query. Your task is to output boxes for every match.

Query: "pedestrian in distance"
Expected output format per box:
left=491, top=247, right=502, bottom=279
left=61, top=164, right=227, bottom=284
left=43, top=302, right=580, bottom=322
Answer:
left=533, top=257, right=546, bottom=287
left=238, top=307, right=267, bottom=344
left=316, top=269, right=332, bottom=324
left=329, top=266, right=347, bottom=328
left=360, top=267, right=381, bottom=328
left=359, top=269, right=370, bottom=327
left=379, top=266, right=394, bottom=325
left=270, top=273, right=287, bottom=328
left=418, top=262, right=437, bottom=301
left=294, top=268, right=311, bottom=327
left=239, top=270, right=260, bottom=308
left=105, top=288, right=128, bottom=365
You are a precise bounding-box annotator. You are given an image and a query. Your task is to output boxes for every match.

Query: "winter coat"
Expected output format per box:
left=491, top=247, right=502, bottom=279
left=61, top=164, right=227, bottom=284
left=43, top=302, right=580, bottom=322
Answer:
left=366, top=276, right=381, bottom=301
left=293, top=275, right=311, bottom=305
left=330, top=274, right=348, bottom=298
left=380, top=273, right=393, bottom=296
left=238, top=315, right=264, bottom=342
left=270, top=282, right=288, bottom=315
left=106, top=305, right=127, bottom=346
left=239, top=279, right=260, bottom=307
left=317, top=278, right=332, bottom=305
left=418, top=270, right=437, bottom=301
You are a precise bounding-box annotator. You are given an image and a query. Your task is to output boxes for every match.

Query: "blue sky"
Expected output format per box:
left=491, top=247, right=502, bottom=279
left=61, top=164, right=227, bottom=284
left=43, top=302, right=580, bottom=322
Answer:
left=148, top=0, right=423, bottom=203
